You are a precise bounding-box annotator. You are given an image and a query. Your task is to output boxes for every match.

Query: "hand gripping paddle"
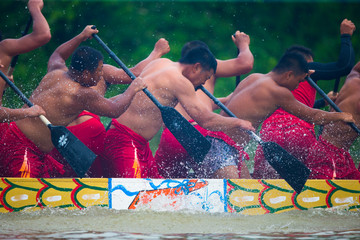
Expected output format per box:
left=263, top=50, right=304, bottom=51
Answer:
left=306, top=76, right=360, bottom=135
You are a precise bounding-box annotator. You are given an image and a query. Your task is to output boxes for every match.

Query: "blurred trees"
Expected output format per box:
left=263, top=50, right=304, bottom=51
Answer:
left=1, top=0, right=359, bottom=161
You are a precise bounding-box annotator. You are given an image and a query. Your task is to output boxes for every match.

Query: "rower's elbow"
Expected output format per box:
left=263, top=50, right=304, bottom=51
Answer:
left=38, top=31, right=52, bottom=45
left=235, top=57, right=254, bottom=75
left=32, top=30, right=51, bottom=46
left=243, top=58, right=254, bottom=73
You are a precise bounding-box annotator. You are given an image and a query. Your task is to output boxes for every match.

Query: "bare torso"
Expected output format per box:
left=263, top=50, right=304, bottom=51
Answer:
left=113, top=58, right=193, bottom=140
left=15, top=70, right=94, bottom=152
left=321, top=76, right=360, bottom=150
left=220, top=73, right=287, bottom=144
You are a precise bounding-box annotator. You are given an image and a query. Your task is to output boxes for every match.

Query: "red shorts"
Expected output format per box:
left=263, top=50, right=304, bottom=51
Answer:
left=306, top=136, right=360, bottom=179
left=0, top=122, right=64, bottom=178
left=252, top=111, right=317, bottom=179
left=155, top=120, right=248, bottom=178
left=48, top=111, right=106, bottom=177
left=0, top=122, right=9, bottom=139
left=102, top=119, right=161, bottom=178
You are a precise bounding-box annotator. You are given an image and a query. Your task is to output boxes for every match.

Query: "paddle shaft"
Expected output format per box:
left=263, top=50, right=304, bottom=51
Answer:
left=7, top=17, right=32, bottom=76
left=197, top=85, right=262, bottom=143
left=0, top=70, right=50, bottom=126
left=91, top=34, right=163, bottom=109
left=306, top=76, right=360, bottom=134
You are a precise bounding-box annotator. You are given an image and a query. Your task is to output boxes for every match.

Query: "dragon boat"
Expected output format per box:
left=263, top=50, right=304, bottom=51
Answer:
left=1, top=178, right=359, bottom=215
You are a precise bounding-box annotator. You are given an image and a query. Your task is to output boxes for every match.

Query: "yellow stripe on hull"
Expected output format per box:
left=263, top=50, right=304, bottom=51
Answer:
left=0, top=178, right=359, bottom=215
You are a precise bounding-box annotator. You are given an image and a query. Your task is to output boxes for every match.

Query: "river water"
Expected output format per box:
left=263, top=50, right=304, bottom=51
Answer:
left=1, top=207, right=360, bottom=239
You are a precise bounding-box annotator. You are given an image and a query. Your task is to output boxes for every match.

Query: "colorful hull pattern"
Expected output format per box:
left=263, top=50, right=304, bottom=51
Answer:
left=0, top=178, right=359, bottom=215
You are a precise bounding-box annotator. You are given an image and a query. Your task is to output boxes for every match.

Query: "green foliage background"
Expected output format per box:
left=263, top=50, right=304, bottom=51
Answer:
left=1, top=0, right=360, bottom=169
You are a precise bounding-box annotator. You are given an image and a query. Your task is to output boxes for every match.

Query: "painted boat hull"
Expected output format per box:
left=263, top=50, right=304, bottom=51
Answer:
left=1, top=178, right=359, bottom=215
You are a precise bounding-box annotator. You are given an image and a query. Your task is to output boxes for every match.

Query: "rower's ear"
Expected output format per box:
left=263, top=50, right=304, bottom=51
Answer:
left=192, top=62, right=202, bottom=73
left=284, top=70, right=293, bottom=80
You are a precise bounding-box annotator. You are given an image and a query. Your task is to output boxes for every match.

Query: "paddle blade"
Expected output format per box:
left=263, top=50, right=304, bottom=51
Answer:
left=261, top=141, right=311, bottom=193
left=49, top=125, right=96, bottom=178
left=160, top=106, right=211, bottom=163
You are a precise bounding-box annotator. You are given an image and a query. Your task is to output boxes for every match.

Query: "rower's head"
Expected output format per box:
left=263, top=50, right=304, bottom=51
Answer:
left=70, top=46, right=104, bottom=87
left=273, top=51, right=309, bottom=91
left=179, top=46, right=217, bottom=87
left=286, top=45, right=314, bottom=63
left=181, top=40, right=209, bottom=57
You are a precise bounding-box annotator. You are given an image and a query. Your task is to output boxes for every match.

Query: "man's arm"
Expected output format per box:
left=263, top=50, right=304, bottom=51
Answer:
left=47, top=25, right=98, bottom=72
left=279, top=87, right=354, bottom=125
left=215, top=31, right=254, bottom=78
left=77, top=77, right=146, bottom=118
left=175, top=77, right=254, bottom=132
left=310, top=19, right=356, bottom=81
left=0, top=0, right=51, bottom=57
left=0, top=105, right=45, bottom=123
left=103, top=38, right=170, bottom=85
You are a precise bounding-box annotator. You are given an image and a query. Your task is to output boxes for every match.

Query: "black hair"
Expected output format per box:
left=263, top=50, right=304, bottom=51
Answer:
left=273, top=52, right=309, bottom=75
left=286, top=45, right=314, bottom=61
left=181, top=40, right=209, bottom=57
left=70, top=46, right=104, bottom=73
left=179, top=46, right=217, bottom=74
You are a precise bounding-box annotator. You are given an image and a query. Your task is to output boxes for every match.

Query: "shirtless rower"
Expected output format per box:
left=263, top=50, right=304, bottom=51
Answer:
left=305, top=61, right=360, bottom=179
left=0, top=26, right=146, bottom=178
left=48, top=37, right=170, bottom=177
left=155, top=31, right=254, bottom=178
left=101, top=46, right=255, bottom=179
left=219, top=51, right=354, bottom=164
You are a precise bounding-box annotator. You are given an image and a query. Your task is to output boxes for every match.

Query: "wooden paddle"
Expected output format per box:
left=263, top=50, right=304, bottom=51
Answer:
left=0, top=70, right=96, bottom=178
left=306, top=76, right=360, bottom=135
left=7, top=17, right=32, bottom=76
left=196, top=85, right=310, bottom=193
left=91, top=29, right=211, bottom=163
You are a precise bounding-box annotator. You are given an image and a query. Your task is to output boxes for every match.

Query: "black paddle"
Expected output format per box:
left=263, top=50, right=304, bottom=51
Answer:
left=317, top=77, right=341, bottom=136
left=7, top=17, right=32, bottom=76
left=0, top=70, right=96, bottom=178
left=196, top=85, right=310, bottom=193
left=333, top=77, right=341, bottom=93
left=91, top=28, right=211, bottom=163
left=306, top=76, right=360, bottom=135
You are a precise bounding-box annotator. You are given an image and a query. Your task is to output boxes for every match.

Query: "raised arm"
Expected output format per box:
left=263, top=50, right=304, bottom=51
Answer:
left=103, top=38, right=170, bottom=85
left=0, top=0, right=51, bottom=57
left=214, top=31, right=254, bottom=78
left=47, top=25, right=98, bottom=72
left=310, top=19, right=356, bottom=81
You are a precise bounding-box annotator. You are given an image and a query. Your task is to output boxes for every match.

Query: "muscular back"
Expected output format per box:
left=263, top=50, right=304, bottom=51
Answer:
left=15, top=69, right=100, bottom=152
left=322, top=75, right=360, bottom=150
left=224, top=73, right=282, bottom=129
